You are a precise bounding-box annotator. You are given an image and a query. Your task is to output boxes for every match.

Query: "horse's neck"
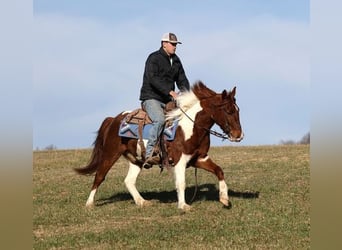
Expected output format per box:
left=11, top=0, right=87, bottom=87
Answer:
left=197, top=109, right=215, bottom=129
left=178, top=103, right=214, bottom=140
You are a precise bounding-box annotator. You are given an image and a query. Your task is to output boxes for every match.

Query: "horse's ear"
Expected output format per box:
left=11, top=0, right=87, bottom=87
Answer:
left=222, top=90, right=228, bottom=99
left=231, top=86, right=236, bottom=97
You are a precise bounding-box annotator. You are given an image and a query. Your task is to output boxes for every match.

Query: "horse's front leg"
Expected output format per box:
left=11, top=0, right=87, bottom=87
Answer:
left=195, top=155, right=230, bottom=207
left=124, top=162, right=151, bottom=207
left=174, top=154, right=192, bottom=211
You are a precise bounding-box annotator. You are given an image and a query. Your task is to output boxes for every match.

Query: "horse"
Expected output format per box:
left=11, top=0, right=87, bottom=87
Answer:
left=74, top=81, right=244, bottom=211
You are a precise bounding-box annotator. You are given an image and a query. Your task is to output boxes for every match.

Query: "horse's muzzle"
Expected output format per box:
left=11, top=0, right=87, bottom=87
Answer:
left=228, top=131, right=244, bottom=142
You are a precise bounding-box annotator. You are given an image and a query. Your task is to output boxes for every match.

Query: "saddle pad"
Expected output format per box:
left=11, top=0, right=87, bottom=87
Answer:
left=118, top=120, right=178, bottom=141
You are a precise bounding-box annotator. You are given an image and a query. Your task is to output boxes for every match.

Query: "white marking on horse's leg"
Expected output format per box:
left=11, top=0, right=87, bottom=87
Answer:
left=124, top=162, right=147, bottom=206
left=174, top=154, right=192, bottom=210
left=86, top=189, right=96, bottom=207
left=136, top=139, right=148, bottom=158
left=219, top=180, right=229, bottom=206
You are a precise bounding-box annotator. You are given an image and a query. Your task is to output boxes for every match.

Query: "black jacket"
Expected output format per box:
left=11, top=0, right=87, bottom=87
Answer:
left=139, top=47, right=190, bottom=104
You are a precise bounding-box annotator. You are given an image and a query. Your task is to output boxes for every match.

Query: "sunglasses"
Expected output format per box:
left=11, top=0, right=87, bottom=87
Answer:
left=169, top=42, right=177, bottom=47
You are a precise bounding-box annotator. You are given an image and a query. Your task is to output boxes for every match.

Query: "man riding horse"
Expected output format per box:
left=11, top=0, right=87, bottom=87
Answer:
left=139, top=32, right=190, bottom=168
left=74, top=33, right=244, bottom=211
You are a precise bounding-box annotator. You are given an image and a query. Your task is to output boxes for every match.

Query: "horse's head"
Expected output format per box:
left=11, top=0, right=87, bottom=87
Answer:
left=201, top=86, right=244, bottom=142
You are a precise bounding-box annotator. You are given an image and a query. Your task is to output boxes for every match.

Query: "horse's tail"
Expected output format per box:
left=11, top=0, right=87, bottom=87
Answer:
left=74, top=117, right=114, bottom=175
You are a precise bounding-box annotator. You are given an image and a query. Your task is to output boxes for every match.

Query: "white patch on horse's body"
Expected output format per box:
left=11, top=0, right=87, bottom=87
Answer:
left=124, top=162, right=146, bottom=206
left=173, top=153, right=192, bottom=210
left=86, top=189, right=96, bottom=207
left=179, top=102, right=202, bottom=140
left=166, top=91, right=202, bottom=141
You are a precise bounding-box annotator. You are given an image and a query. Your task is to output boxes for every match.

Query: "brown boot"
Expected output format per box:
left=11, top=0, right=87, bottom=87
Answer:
left=143, top=155, right=161, bottom=169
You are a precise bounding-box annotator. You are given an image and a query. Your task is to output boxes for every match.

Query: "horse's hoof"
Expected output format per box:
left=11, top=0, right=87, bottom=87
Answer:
left=223, top=201, right=232, bottom=209
left=179, top=203, right=191, bottom=212
left=141, top=200, right=153, bottom=207
left=137, top=199, right=153, bottom=207
left=85, top=203, right=94, bottom=209
left=220, top=197, right=229, bottom=206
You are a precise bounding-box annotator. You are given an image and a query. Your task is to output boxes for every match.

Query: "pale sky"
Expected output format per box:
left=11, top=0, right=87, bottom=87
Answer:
left=33, top=0, right=309, bottom=149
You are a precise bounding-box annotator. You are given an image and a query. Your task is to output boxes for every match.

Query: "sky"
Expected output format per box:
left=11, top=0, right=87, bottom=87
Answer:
left=33, top=0, right=310, bottom=150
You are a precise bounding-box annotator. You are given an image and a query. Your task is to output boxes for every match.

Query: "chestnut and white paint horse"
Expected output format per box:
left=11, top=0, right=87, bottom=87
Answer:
left=74, top=81, right=243, bottom=211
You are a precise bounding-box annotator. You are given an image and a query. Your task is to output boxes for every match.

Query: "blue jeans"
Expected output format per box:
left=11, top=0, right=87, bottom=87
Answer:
left=142, top=99, right=165, bottom=158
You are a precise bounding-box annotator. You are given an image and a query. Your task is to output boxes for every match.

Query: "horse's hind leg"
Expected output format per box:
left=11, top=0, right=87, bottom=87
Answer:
left=194, top=156, right=230, bottom=207
left=86, top=153, right=121, bottom=207
left=124, top=162, right=151, bottom=207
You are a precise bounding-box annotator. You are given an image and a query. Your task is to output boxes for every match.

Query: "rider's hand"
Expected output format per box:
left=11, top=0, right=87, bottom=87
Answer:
left=169, top=91, right=178, bottom=99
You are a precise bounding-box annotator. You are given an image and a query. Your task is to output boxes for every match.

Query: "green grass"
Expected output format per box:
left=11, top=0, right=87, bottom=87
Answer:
left=33, top=145, right=310, bottom=249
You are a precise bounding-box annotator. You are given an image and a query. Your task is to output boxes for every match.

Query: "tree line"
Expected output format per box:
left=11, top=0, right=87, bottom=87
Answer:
left=280, top=132, right=310, bottom=145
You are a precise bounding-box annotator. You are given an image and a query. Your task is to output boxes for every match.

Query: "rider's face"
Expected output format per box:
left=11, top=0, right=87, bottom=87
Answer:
left=163, top=41, right=177, bottom=56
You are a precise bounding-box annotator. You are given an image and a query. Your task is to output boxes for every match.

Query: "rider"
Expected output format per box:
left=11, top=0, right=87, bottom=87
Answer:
left=139, top=32, right=190, bottom=168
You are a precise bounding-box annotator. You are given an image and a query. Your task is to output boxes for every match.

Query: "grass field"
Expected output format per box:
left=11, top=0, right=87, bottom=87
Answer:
left=33, top=145, right=310, bottom=249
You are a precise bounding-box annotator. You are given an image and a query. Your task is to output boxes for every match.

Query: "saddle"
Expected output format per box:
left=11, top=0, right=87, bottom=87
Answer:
left=123, top=101, right=177, bottom=169
left=124, top=109, right=152, bottom=161
left=125, top=109, right=152, bottom=125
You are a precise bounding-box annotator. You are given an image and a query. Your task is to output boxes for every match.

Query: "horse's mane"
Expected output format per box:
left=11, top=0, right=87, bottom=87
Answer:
left=191, top=81, right=216, bottom=99
left=166, top=81, right=214, bottom=121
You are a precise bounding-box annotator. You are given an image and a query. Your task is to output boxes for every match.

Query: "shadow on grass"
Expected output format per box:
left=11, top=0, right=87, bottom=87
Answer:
left=96, top=183, right=259, bottom=207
